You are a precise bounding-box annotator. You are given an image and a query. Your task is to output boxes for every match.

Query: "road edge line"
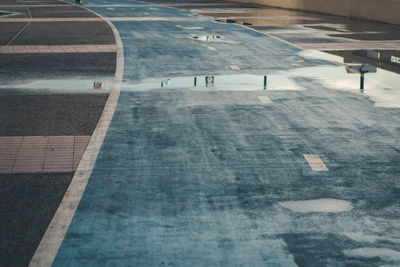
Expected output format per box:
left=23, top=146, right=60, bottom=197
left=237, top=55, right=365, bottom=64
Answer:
left=28, top=2, right=124, bottom=267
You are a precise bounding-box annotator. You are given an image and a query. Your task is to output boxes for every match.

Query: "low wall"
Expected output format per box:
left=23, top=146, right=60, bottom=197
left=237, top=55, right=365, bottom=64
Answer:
left=231, top=0, right=400, bottom=25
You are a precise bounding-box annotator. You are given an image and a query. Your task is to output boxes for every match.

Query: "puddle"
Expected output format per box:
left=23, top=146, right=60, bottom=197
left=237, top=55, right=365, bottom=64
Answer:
left=298, top=50, right=400, bottom=108
left=344, top=232, right=400, bottom=244
left=190, top=34, right=238, bottom=44
left=278, top=199, right=352, bottom=213
left=343, top=248, right=400, bottom=262
left=123, top=74, right=303, bottom=91
left=0, top=78, right=113, bottom=93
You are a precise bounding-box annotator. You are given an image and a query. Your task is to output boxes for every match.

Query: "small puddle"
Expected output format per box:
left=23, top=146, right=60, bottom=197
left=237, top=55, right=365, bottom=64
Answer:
left=343, top=248, right=400, bottom=262
left=0, top=78, right=114, bottom=93
left=190, top=34, right=238, bottom=44
left=123, top=74, right=303, bottom=91
left=298, top=50, right=400, bottom=108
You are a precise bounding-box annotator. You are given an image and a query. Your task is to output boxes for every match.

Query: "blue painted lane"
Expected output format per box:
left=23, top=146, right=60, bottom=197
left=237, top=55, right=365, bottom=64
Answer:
left=54, top=1, right=400, bottom=266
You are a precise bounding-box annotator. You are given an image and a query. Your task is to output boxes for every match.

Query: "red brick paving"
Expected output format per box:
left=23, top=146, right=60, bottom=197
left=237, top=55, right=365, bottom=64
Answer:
left=0, top=136, right=91, bottom=173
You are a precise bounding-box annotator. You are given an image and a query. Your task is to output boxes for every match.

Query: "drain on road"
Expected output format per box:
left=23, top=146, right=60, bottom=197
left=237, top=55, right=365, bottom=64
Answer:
left=191, top=34, right=222, bottom=42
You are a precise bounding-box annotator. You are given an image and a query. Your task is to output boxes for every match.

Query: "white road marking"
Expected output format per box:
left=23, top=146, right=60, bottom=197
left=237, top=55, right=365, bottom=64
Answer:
left=230, top=65, right=240, bottom=70
left=28, top=2, right=124, bottom=267
left=257, top=96, right=272, bottom=104
left=278, top=199, right=352, bottom=213
left=303, top=154, right=329, bottom=171
left=207, top=46, right=216, bottom=51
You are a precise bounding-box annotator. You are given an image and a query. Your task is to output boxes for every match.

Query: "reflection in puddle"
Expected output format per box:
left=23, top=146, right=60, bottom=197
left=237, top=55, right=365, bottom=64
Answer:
left=176, top=24, right=204, bottom=30
left=124, top=50, right=400, bottom=108
left=123, top=74, right=303, bottom=91
left=190, top=34, right=238, bottom=43
left=298, top=50, right=400, bottom=108
left=0, top=78, right=113, bottom=93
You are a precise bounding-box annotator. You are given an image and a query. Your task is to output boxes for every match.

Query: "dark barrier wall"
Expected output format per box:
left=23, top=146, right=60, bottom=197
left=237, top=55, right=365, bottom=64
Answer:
left=231, top=0, right=400, bottom=25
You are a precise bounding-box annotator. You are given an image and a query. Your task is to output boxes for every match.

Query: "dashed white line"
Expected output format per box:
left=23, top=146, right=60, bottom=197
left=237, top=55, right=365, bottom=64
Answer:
left=230, top=65, right=240, bottom=70
left=258, top=96, right=272, bottom=104
left=303, top=154, right=329, bottom=171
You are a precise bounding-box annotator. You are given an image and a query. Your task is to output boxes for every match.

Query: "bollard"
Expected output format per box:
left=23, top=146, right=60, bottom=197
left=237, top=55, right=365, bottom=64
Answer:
left=194, top=77, right=197, bottom=86
left=360, top=73, right=364, bottom=91
left=263, top=75, right=267, bottom=90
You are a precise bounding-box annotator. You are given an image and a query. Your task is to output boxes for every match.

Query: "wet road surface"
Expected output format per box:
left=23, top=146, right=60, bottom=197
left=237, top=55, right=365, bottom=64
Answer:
left=35, top=0, right=400, bottom=266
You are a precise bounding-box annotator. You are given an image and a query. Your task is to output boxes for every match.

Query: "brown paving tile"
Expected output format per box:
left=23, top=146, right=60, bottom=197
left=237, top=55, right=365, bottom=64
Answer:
left=49, top=149, right=75, bottom=154
left=49, top=136, right=74, bottom=141
left=0, top=136, right=23, bottom=142
left=12, top=46, right=26, bottom=53
left=17, top=148, right=47, bottom=154
left=22, top=136, right=48, bottom=140
left=72, top=45, right=90, bottom=52
left=73, top=149, right=86, bottom=153
left=75, top=136, right=91, bottom=141
left=0, top=167, right=13, bottom=172
left=0, top=156, right=17, bottom=161
left=44, top=164, right=73, bottom=169
left=45, top=159, right=73, bottom=164
left=24, top=46, right=40, bottom=53
left=37, top=46, right=52, bottom=53
left=85, top=45, right=99, bottom=52
left=62, top=46, right=77, bottom=53
left=0, top=47, right=13, bottom=53
left=13, top=165, right=43, bottom=171
left=50, top=46, right=65, bottom=53
left=74, top=142, right=89, bottom=147
left=0, top=148, right=20, bottom=154
left=15, top=159, right=45, bottom=164
left=0, top=161, right=15, bottom=166
left=0, top=135, right=90, bottom=173
left=47, top=145, right=74, bottom=150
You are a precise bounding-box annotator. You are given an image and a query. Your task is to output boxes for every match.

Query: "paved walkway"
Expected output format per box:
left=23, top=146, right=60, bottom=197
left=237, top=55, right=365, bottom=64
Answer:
left=31, top=0, right=400, bottom=266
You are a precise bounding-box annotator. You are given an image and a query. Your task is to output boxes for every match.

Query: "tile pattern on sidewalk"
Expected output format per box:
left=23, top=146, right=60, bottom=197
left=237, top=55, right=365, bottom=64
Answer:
left=0, top=18, right=103, bottom=22
left=0, top=5, right=70, bottom=8
left=0, top=45, right=116, bottom=54
left=0, top=136, right=91, bottom=173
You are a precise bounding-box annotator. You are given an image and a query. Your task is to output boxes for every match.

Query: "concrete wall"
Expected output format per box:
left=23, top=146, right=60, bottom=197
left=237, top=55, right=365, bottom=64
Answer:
left=231, top=0, right=400, bottom=25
